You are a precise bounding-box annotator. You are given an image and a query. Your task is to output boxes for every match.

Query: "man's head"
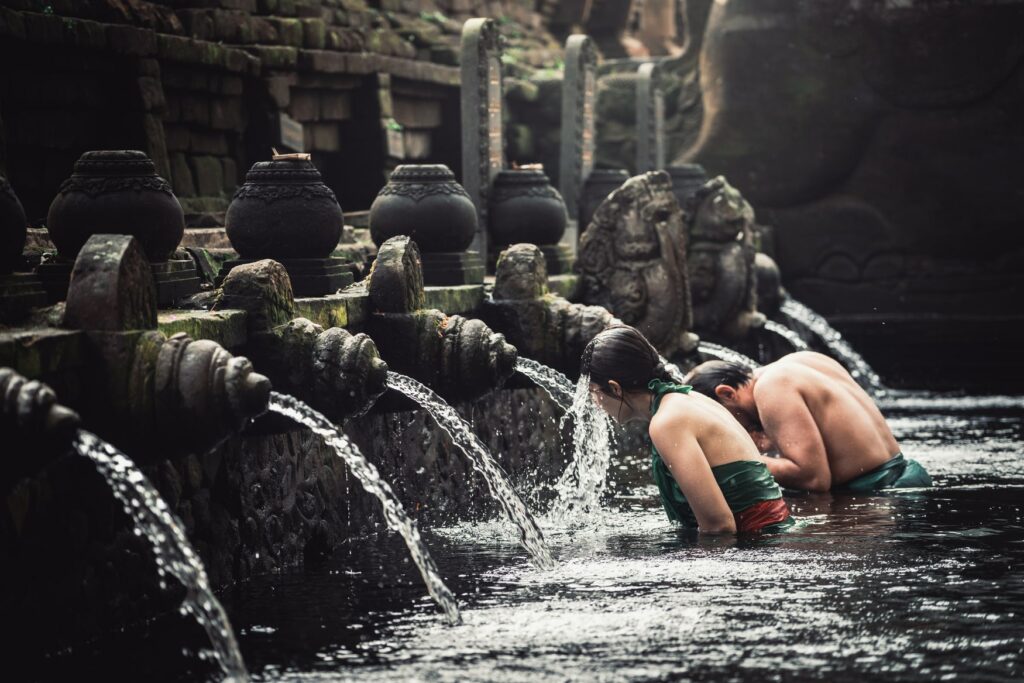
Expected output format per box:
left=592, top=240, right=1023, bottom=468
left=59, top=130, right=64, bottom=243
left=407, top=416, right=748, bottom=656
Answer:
left=685, top=360, right=759, bottom=430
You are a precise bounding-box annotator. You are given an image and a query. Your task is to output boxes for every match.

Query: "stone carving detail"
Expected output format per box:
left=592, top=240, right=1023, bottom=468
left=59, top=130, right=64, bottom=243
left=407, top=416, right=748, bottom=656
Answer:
left=683, top=176, right=763, bottom=339
left=367, top=235, right=517, bottom=402
left=57, top=175, right=174, bottom=199
left=1, top=367, right=80, bottom=461
left=369, top=165, right=477, bottom=253
left=220, top=259, right=389, bottom=419
left=559, top=34, right=600, bottom=221
left=483, top=243, right=617, bottom=377
left=460, top=17, right=505, bottom=257
left=231, top=182, right=337, bottom=204
left=576, top=171, right=695, bottom=355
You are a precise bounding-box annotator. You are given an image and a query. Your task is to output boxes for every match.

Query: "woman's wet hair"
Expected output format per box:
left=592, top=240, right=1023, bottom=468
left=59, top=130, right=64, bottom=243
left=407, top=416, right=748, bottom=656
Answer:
left=580, top=324, right=673, bottom=396
left=686, top=360, right=753, bottom=400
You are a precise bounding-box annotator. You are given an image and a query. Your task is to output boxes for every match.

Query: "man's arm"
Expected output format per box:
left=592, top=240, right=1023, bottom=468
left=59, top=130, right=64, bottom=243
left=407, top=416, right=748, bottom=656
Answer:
left=650, top=416, right=737, bottom=534
left=755, top=381, right=831, bottom=492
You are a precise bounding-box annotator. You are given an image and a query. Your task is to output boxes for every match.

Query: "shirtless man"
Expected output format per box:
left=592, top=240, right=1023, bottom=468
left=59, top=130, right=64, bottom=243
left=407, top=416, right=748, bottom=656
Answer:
left=685, top=352, right=931, bottom=492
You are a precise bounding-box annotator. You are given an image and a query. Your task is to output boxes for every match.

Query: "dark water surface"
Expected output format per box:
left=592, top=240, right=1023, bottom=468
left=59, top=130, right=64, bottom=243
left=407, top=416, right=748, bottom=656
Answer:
left=224, top=393, right=1024, bottom=682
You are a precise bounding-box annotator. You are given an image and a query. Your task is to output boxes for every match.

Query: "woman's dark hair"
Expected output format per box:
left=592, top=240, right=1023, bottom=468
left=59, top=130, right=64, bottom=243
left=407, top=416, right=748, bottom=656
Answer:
left=581, top=324, right=672, bottom=396
left=686, top=360, right=753, bottom=400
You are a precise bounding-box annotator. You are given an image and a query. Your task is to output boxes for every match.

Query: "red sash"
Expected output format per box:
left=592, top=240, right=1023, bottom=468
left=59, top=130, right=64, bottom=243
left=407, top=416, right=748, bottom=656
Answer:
left=735, top=498, right=791, bottom=533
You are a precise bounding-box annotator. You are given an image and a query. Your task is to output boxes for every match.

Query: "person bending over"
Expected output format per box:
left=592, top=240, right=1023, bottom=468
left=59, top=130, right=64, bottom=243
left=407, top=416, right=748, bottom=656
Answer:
left=686, top=352, right=931, bottom=492
left=581, top=325, right=793, bottom=534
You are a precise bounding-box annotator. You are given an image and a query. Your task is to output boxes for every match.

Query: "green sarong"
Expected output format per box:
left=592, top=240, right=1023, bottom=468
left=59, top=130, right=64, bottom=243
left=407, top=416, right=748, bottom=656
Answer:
left=837, top=453, right=932, bottom=492
left=649, top=380, right=795, bottom=533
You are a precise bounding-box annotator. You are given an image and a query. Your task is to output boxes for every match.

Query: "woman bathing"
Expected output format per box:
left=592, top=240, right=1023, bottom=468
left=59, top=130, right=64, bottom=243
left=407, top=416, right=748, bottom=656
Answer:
left=581, top=325, right=793, bottom=534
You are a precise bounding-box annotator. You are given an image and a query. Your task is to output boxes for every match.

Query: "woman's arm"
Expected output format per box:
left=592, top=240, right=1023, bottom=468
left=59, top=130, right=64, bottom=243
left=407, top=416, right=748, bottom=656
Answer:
left=650, top=415, right=737, bottom=534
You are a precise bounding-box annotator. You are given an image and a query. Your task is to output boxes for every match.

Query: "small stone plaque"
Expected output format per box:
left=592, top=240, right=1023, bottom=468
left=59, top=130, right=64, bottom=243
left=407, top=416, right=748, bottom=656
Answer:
left=277, top=112, right=305, bottom=153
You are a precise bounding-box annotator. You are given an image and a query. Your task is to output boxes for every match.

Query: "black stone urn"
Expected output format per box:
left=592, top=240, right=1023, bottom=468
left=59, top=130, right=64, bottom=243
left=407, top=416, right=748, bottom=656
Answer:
left=41, top=150, right=198, bottom=306
left=368, top=164, right=483, bottom=286
left=667, top=164, right=709, bottom=211
left=223, top=154, right=351, bottom=296
left=488, top=167, right=573, bottom=275
left=579, top=168, right=628, bottom=234
left=0, top=174, right=27, bottom=274
left=46, top=151, right=185, bottom=262
left=369, top=164, right=477, bottom=251
left=226, top=155, right=342, bottom=259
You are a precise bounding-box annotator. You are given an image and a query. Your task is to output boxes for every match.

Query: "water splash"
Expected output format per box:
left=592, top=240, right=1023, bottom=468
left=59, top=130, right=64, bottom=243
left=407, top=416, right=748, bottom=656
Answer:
left=549, top=373, right=616, bottom=524
left=697, top=341, right=761, bottom=369
left=762, top=320, right=810, bottom=352
left=779, top=296, right=884, bottom=395
left=74, top=430, right=248, bottom=681
left=514, top=357, right=574, bottom=411
left=268, top=392, right=461, bottom=625
left=384, top=372, right=555, bottom=570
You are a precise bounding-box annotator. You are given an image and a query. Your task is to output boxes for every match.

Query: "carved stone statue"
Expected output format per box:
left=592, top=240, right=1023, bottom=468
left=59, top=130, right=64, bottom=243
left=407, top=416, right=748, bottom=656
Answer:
left=576, top=171, right=696, bottom=356
left=683, top=176, right=763, bottom=340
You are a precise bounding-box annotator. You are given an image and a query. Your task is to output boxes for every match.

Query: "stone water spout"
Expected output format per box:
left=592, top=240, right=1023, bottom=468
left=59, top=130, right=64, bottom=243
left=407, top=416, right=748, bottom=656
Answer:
left=576, top=170, right=699, bottom=357
left=61, top=233, right=269, bottom=457
left=481, top=243, right=616, bottom=379
left=218, top=258, right=389, bottom=419
left=367, top=235, right=517, bottom=402
left=1, top=368, right=80, bottom=487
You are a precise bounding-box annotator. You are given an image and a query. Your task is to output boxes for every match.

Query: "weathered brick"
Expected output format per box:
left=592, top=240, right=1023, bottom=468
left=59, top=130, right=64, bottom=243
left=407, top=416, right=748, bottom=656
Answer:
left=297, top=49, right=347, bottom=73
left=221, top=157, right=239, bottom=191
left=64, top=17, right=108, bottom=51
left=270, top=17, right=303, bottom=47
left=320, top=91, right=352, bottom=121
left=209, top=98, right=243, bottom=130
left=180, top=94, right=210, bottom=125
left=143, top=114, right=172, bottom=182
left=169, top=152, right=195, bottom=197
left=191, top=131, right=229, bottom=156
left=287, top=90, right=319, bottom=122
left=264, top=76, right=292, bottom=108
left=246, top=46, right=298, bottom=70
left=392, top=96, right=441, bottom=129
left=309, top=122, right=340, bottom=152
left=178, top=9, right=215, bottom=41
left=136, top=77, right=167, bottom=113
left=164, top=124, right=190, bottom=152
left=107, top=25, right=158, bottom=56
left=302, top=18, right=327, bottom=49
left=190, top=155, right=224, bottom=196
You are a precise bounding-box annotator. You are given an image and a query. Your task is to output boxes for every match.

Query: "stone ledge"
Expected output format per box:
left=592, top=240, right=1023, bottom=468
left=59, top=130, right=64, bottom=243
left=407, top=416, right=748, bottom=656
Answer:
left=157, top=309, right=248, bottom=349
left=0, top=328, right=85, bottom=379
left=296, top=49, right=460, bottom=86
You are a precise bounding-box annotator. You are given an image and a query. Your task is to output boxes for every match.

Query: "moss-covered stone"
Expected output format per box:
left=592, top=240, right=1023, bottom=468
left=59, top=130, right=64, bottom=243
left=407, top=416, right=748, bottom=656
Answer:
left=157, top=309, right=248, bottom=349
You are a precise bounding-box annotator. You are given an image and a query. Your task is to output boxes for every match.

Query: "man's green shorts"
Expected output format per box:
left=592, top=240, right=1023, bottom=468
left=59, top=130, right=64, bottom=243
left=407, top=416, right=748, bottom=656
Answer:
left=838, top=453, right=933, bottom=492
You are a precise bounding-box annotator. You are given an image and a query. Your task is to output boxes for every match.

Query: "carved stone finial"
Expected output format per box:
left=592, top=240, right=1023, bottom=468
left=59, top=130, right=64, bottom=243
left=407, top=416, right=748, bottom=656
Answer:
left=494, top=243, right=549, bottom=301
left=576, top=171, right=694, bottom=355
left=368, top=235, right=426, bottom=314
left=64, top=234, right=157, bottom=332
left=220, top=259, right=297, bottom=333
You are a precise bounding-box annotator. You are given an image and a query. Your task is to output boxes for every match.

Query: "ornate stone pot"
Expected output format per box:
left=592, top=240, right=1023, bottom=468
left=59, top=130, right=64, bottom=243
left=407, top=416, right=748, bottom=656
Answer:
left=226, top=154, right=342, bottom=260
left=579, top=168, right=628, bottom=233
left=46, top=150, right=184, bottom=262
left=488, top=168, right=568, bottom=247
left=0, top=174, right=27, bottom=274
left=369, top=164, right=477, bottom=252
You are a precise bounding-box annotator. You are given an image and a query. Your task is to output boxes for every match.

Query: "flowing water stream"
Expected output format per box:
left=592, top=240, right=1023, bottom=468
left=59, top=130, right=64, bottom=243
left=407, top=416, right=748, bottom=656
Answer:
left=267, top=392, right=461, bottom=625
left=514, top=357, right=574, bottom=411
left=762, top=319, right=810, bottom=352
left=697, top=340, right=761, bottom=369
left=384, top=372, right=555, bottom=570
left=780, top=296, right=884, bottom=394
left=548, top=374, right=617, bottom=524
left=74, top=430, right=248, bottom=682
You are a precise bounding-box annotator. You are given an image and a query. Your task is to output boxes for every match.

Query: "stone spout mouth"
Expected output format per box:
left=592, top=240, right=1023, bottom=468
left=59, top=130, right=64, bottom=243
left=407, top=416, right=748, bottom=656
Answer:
left=1, top=367, right=82, bottom=486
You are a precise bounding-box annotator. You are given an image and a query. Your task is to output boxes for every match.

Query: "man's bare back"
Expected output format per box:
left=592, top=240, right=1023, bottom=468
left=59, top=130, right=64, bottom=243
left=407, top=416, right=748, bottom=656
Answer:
left=753, top=352, right=900, bottom=488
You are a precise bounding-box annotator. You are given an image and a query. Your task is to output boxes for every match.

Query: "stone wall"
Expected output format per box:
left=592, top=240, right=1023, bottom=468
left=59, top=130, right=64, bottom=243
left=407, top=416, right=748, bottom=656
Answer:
left=1, top=384, right=567, bottom=667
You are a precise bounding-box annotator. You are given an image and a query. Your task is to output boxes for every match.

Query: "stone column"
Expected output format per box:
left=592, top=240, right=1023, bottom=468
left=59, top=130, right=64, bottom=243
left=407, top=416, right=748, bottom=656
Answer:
left=460, top=18, right=505, bottom=261
left=636, top=62, right=666, bottom=173
left=559, top=34, right=599, bottom=234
